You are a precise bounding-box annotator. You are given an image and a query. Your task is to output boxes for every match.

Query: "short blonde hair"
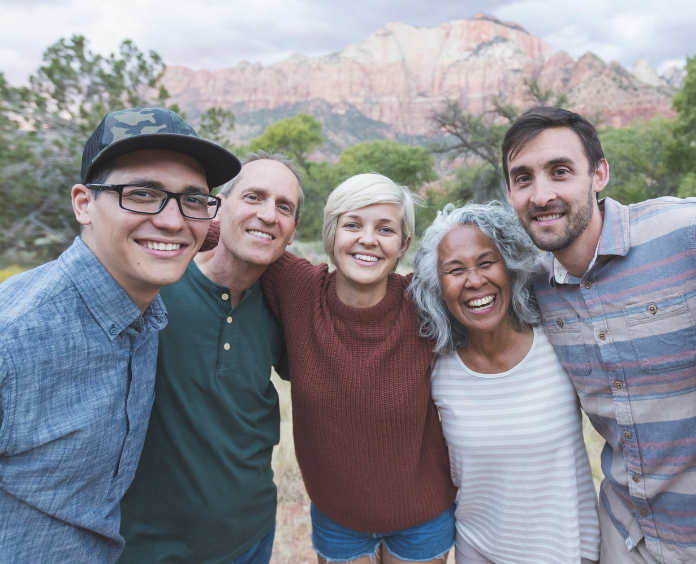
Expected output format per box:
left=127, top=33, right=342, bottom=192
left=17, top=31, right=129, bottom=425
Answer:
left=322, top=173, right=420, bottom=270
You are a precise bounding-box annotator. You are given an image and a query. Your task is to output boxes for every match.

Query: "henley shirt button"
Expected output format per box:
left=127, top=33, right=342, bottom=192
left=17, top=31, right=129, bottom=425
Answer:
left=648, top=304, right=657, bottom=314
left=614, top=381, right=623, bottom=389
left=227, top=316, right=233, bottom=324
left=624, top=431, right=631, bottom=439
left=556, top=318, right=563, bottom=328
left=221, top=293, right=229, bottom=301
left=223, top=343, right=231, bottom=350
left=584, top=281, right=592, bottom=289
left=640, top=510, right=648, bottom=517
left=632, top=475, right=640, bottom=483
left=599, top=332, right=606, bottom=340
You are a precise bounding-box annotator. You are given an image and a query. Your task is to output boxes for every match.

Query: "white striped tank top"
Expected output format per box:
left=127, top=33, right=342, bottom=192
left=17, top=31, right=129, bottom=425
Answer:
left=431, top=325, right=600, bottom=564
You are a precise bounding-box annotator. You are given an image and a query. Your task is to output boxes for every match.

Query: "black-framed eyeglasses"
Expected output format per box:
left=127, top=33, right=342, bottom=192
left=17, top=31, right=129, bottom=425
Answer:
left=85, top=184, right=221, bottom=220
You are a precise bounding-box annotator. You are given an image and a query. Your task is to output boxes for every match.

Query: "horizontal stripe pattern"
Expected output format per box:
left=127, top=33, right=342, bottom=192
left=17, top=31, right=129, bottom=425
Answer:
left=432, top=326, right=600, bottom=564
left=534, top=197, right=696, bottom=564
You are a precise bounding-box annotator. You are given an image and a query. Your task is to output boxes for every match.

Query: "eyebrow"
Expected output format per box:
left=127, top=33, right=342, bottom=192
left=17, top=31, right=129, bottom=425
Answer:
left=509, top=157, right=575, bottom=179
left=125, top=178, right=209, bottom=193
left=441, top=250, right=497, bottom=269
left=343, top=214, right=397, bottom=223
left=243, top=187, right=297, bottom=210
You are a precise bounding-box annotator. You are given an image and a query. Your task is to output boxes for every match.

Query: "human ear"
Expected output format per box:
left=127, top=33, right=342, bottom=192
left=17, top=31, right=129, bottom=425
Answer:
left=593, top=159, right=610, bottom=194
left=398, top=235, right=412, bottom=258
left=72, top=184, right=94, bottom=226
left=287, top=221, right=299, bottom=246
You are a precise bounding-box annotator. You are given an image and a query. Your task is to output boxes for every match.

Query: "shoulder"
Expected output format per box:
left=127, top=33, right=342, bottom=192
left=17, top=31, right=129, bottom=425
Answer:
left=262, top=250, right=328, bottom=293
left=0, top=261, right=74, bottom=336
left=626, top=197, right=696, bottom=252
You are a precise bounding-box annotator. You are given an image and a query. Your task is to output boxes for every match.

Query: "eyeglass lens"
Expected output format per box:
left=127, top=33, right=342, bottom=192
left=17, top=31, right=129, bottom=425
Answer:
left=121, top=186, right=216, bottom=219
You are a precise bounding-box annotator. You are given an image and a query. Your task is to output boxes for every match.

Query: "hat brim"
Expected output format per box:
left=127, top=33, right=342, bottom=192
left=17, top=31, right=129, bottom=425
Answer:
left=86, top=133, right=241, bottom=189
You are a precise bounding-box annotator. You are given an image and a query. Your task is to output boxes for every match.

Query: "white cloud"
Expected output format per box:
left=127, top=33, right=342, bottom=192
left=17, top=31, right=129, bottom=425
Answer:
left=0, top=0, right=692, bottom=85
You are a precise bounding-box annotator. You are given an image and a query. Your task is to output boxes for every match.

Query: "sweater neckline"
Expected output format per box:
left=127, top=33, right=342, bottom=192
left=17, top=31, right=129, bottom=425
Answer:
left=326, top=272, right=403, bottom=321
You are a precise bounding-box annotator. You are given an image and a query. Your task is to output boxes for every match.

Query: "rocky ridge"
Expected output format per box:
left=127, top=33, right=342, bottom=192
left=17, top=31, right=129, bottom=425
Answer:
left=160, top=13, right=681, bottom=149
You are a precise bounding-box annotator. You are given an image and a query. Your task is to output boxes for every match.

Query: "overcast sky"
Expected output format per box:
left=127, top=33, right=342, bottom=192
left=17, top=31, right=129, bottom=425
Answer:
left=1, top=0, right=693, bottom=84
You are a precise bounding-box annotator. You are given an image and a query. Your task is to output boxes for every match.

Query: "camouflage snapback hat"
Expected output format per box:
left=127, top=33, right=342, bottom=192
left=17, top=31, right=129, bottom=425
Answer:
left=81, top=107, right=241, bottom=188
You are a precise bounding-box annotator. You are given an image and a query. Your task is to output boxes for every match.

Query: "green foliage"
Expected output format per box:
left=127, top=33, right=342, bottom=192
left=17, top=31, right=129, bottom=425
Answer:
left=599, top=117, right=681, bottom=203
left=678, top=173, right=696, bottom=198
left=336, top=139, right=437, bottom=187
left=246, top=113, right=323, bottom=166
left=431, top=99, right=510, bottom=200
left=295, top=161, right=341, bottom=240
left=666, top=56, right=696, bottom=175
left=198, top=107, right=235, bottom=148
left=0, top=35, right=170, bottom=262
left=523, top=77, right=568, bottom=109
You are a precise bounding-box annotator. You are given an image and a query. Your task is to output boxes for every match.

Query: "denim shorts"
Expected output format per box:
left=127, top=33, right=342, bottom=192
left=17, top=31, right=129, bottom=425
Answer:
left=311, top=503, right=455, bottom=562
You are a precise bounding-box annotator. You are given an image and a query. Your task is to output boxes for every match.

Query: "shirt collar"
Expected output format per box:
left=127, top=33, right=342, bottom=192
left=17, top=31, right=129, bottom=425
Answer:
left=59, top=237, right=168, bottom=339
left=547, top=197, right=630, bottom=286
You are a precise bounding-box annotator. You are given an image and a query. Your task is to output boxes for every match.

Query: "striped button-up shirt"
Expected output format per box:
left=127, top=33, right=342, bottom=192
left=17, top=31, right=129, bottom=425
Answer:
left=534, top=197, right=696, bottom=564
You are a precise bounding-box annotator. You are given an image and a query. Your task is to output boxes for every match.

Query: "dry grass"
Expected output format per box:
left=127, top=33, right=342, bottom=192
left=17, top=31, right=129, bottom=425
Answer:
left=0, top=265, right=25, bottom=284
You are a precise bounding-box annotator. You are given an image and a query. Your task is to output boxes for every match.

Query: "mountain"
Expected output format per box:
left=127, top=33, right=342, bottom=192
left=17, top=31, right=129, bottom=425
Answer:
left=160, top=13, right=680, bottom=151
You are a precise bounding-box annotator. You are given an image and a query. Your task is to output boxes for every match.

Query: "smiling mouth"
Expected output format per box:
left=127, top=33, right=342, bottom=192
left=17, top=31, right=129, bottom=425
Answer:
left=352, top=253, right=380, bottom=263
left=248, top=230, right=274, bottom=240
left=465, top=295, right=496, bottom=312
left=534, top=213, right=564, bottom=222
left=140, top=241, right=183, bottom=251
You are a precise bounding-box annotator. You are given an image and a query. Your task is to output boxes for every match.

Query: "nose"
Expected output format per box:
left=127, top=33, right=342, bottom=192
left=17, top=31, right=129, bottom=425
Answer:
left=529, top=176, right=557, bottom=209
left=358, top=229, right=377, bottom=246
left=464, top=267, right=485, bottom=289
left=256, top=200, right=279, bottom=224
left=151, top=197, right=186, bottom=231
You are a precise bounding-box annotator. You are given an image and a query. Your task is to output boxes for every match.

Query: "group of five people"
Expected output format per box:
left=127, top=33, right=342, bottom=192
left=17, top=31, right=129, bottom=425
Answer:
left=0, top=105, right=694, bottom=564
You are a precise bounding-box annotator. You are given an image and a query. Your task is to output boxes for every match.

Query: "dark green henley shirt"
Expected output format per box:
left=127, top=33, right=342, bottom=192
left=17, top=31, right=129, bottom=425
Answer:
left=118, top=260, right=286, bottom=564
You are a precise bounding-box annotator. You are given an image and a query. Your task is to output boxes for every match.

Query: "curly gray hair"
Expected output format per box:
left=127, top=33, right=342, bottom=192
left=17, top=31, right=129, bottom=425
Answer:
left=410, top=202, right=541, bottom=354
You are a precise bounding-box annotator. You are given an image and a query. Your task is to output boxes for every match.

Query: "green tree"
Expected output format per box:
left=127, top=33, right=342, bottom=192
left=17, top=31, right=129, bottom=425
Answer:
left=0, top=35, right=170, bottom=263
left=246, top=113, right=323, bottom=167
left=198, top=107, right=235, bottom=148
left=336, top=139, right=437, bottom=187
left=431, top=99, right=510, bottom=200
left=599, top=117, right=680, bottom=204
left=667, top=55, right=696, bottom=176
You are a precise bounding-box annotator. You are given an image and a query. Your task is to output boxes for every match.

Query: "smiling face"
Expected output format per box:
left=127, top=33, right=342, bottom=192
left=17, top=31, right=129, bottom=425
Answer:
left=72, top=149, right=211, bottom=308
left=333, top=203, right=409, bottom=299
left=216, top=159, right=299, bottom=267
left=506, top=127, right=609, bottom=252
left=438, top=225, right=512, bottom=335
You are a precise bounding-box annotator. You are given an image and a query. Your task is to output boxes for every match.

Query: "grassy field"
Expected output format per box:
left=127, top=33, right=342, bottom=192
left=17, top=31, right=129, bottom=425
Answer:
left=1, top=253, right=606, bottom=563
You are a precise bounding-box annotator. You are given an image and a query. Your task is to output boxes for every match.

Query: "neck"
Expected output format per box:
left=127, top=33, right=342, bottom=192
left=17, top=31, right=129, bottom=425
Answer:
left=460, top=317, right=534, bottom=374
left=195, top=246, right=265, bottom=306
left=334, top=270, right=389, bottom=308
left=553, top=201, right=604, bottom=278
left=81, top=234, right=158, bottom=314
left=465, top=317, right=520, bottom=359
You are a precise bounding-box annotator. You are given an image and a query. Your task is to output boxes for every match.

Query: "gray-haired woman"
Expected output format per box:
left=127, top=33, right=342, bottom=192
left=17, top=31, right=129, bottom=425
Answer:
left=410, top=202, right=600, bottom=564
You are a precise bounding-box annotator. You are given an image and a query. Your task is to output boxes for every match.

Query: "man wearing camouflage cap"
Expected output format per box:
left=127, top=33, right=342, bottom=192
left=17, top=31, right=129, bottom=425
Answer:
left=0, top=108, right=240, bottom=563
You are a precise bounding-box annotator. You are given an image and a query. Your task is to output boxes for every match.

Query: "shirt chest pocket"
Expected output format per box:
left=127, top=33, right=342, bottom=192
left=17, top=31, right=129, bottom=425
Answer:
left=623, top=292, right=696, bottom=374
left=542, top=315, right=592, bottom=375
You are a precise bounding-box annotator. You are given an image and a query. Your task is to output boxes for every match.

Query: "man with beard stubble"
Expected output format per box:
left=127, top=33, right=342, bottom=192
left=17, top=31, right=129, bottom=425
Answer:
left=505, top=107, right=696, bottom=564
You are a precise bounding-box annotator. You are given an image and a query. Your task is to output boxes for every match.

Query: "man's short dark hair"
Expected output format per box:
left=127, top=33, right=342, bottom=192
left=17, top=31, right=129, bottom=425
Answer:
left=84, top=157, right=118, bottom=199
left=502, top=107, right=605, bottom=186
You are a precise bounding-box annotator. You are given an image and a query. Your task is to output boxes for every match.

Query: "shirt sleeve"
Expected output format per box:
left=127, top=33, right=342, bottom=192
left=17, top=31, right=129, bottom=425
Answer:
left=260, top=251, right=324, bottom=323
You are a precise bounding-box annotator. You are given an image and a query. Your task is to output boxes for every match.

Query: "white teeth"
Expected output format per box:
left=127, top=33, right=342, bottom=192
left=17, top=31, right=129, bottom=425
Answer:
left=536, top=214, right=562, bottom=221
left=354, top=254, right=379, bottom=262
left=145, top=242, right=180, bottom=251
left=249, top=230, right=273, bottom=240
left=466, top=295, right=495, bottom=308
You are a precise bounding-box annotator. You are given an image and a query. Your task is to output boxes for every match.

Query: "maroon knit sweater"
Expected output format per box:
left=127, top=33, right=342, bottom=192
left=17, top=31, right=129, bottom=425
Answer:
left=261, top=251, right=456, bottom=532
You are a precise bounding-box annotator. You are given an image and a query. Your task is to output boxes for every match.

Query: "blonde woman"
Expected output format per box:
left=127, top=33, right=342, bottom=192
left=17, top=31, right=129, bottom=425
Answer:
left=258, top=174, right=456, bottom=563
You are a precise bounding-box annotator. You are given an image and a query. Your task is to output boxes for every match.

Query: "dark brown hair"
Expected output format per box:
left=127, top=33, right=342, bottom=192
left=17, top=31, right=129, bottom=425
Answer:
left=502, top=107, right=605, bottom=186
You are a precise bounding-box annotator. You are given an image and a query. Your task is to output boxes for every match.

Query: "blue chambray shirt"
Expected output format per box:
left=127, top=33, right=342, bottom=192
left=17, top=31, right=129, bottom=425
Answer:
left=0, top=237, right=167, bottom=563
